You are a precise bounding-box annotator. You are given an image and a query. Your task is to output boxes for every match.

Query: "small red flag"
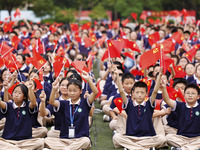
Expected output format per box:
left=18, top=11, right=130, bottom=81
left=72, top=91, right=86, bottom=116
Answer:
left=81, top=22, right=91, bottom=30
left=185, top=45, right=198, bottom=62
left=113, top=97, right=123, bottom=113
left=112, top=21, right=120, bottom=28
left=121, top=19, right=129, bottom=27
left=148, top=18, right=154, bottom=24
left=131, top=13, right=137, bottom=20
left=177, top=89, right=186, bottom=103
left=13, top=8, right=21, bottom=18
left=95, top=80, right=102, bottom=99
left=84, top=36, right=97, bottom=47
left=140, top=13, right=147, bottom=20
left=160, top=38, right=176, bottom=54
left=140, top=77, right=152, bottom=94
left=161, top=54, right=174, bottom=74
left=148, top=32, right=160, bottom=46
left=107, top=40, right=124, bottom=58
left=182, top=9, right=188, bottom=17
left=167, top=86, right=178, bottom=100
left=131, top=69, right=144, bottom=76
left=173, top=65, right=186, bottom=78
left=8, top=82, right=20, bottom=94
left=31, top=50, right=47, bottom=70
left=33, top=78, right=43, bottom=89
left=23, top=48, right=31, bottom=55
left=70, top=23, right=79, bottom=32
left=57, top=46, right=65, bottom=56
left=53, top=61, right=63, bottom=77
left=11, top=36, right=21, bottom=50
left=22, top=38, right=30, bottom=47
left=121, top=38, right=141, bottom=52
left=140, top=46, right=161, bottom=69
left=122, top=51, right=135, bottom=60
left=171, top=32, right=184, bottom=44
left=71, top=61, right=86, bottom=73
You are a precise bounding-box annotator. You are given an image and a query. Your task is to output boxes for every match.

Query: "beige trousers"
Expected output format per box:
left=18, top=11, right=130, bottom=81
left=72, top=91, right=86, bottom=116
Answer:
left=0, top=118, right=5, bottom=130
left=164, top=125, right=177, bottom=135
left=32, top=127, right=48, bottom=138
left=166, top=134, right=200, bottom=150
left=0, top=138, right=44, bottom=150
left=152, top=116, right=165, bottom=135
left=113, top=133, right=166, bottom=150
left=45, top=137, right=91, bottom=150
left=47, top=126, right=60, bottom=138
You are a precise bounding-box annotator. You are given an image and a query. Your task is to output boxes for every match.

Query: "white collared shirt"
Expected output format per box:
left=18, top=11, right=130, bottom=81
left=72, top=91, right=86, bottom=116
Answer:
left=12, top=101, right=26, bottom=109
left=69, top=98, right=81, bottom=105
left=186, top=101, right=199, bottom=108
left=133, top=100, right=146, bottom=107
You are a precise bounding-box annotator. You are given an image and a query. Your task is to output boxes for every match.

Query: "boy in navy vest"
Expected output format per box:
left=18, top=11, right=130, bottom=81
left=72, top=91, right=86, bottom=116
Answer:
left=161, top=79, right=200, bottom=149
left=112, top=66, right=166, bottom=149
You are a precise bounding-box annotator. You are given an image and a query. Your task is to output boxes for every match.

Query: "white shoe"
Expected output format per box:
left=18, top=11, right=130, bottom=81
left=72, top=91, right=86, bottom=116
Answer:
left=103, top=114, right=110, bottom=122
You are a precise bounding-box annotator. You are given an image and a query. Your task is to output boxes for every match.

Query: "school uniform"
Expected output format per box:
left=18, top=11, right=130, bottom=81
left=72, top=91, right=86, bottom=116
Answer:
left=43, top=72, right=54, bottom=85
left=109, top=93, right=129, bottom=134
left=31, top=98, right=48, bottom=138
left=0, top=101, right=44, bottom=149
left=166, top=101, right=200, bottom=149
left=45, top=98, right=91, bottom=149
left=112, top=98, right=166, bottom=149
left=46, top=96, right=66, bottom=138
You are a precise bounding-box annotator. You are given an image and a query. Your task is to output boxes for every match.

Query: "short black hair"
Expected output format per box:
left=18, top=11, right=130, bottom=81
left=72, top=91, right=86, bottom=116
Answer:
left=69, top=73, right=82, bottom=82
left=184, top=30, right=190, bottom=35
left=122, top=72, right=135, bottom=83
left=184, top=83, right=200, bottom=95
left=13, top=84, right=29, bottom=102
left=67, top=79, right=82, bottom=90
left=173, top=78, right=188, bottom=88
left=131, top=81, right=148, bottom=93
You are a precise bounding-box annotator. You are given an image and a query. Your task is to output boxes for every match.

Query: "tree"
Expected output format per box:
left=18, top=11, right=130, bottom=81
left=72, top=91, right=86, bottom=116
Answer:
left=89, top=3, right=108, bottom=20
left=0, top=0, right=27, bottom=17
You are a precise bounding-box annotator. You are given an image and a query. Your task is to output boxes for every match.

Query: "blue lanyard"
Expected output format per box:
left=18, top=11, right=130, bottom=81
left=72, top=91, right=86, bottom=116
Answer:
left=69, top=100, right=81, bottom=127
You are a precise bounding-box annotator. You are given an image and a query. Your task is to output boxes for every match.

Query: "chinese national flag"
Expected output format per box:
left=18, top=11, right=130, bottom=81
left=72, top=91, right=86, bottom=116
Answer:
left=112, top=21, right=119, bottom=28
left=121, top=38, right=141, bottom=52
left=63, top=57, right=70, bottom=68
left=57, top=46, right=65, bottom=56
left=3, top=22, right=13, bottom=33
left=161, top=53, right=174, bottom=74
left=171, top=32, right=184, bottom=44
left=177, top=89, right=186, bottom=103
left=0, top=57, right=4, bottom=68
left=160, top=38, right=175, bottom=54
left=49, top=24, right=57, bottom=33
left=87, top=51, right=96, bottom=71
left=107, top=40, right=124, bottom=58
left=71, top=61, right=86, bottom=73
left=155, top=19, right=161, bottom=24
left=84, top=36, right=97, bottom=47
left=75, top=34, right=82, bottom=43
left=173, top=65, right=186, bottom=78
left=141, top=27, right=146, bottom=36
left=182, top=43, right=189, bottom=51
left=95, top=80, right=102, bottom=99
left=11, top=36, right=21, bottom=50
left=167, top=86, right=178, bottom=100
left=0, top=42, right=14, bottom=56
left=140, top=77, right=152, bottom=94
left=140, top=13, right=147, bottom=20
left=81, top=22, right=91, bottom=30
left=14, top=8, right=21, bottom=18
left=122, top=51, right=135, bottom=60
left=97, top=36, right=106, bottom=47
left=148, top=18, right=154, bottom=24
left=22, top=38, right=30, bottom=47
left=140, top=46, right=161, bottom=69
left=101, top=49, right=109, bottom=61
left=113, top=97, right=123, bottom=113
left=70, top=23, right=79, bottom=32
left=131, top=13, right=137, bottom=20
left=131, top=69, right=144, bottom=76
left=53, top=61, right=63, bottom=77
left=23, top=48, right=31, bottom=55
left=148, top=32, right=160, bottom=46
left=8, top=82, right=20, bottom=94
left=185, top=45, right=198, bottom=62
left=121, top=19, right=129, bottom=27
left=33, top=78, right=43, bottom=89
left=31, top=50, right=47, bottom=70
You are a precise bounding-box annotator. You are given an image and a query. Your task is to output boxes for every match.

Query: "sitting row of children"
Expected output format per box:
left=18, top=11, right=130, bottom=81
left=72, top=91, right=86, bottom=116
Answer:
left=104, top=64, right=200, bottom=150
left=0, top=69, right=98, bottom=149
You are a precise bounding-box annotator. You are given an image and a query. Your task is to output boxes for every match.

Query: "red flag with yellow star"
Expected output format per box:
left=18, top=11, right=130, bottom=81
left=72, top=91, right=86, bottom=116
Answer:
left=70, top=23, right=79, bottom=32
left=121, top=19, right=129, bottom=27
left=140, top=46, right=161, bottom=69
left=84, top=36, right=97, bottom=47
left=31, top=50, right=47, bottom=70
left=140, top=77, right=152, bottom=93
left=148, top=32, right=160, bottom=46
left=81, top=22, right=91, bottom=30
left=122, top=51, right=135, bottom=60
left=131, top=13, right=137, bottom=20
left=159, top=38, right=176, bottom=54
left=131, top=69, right=144, bottom=76
left=114, top=97, right=123, bottom=113
left=121, top=38, right=141, bottom=52
left=167, top=86, right=178, bottom=100
left=173, top=65, right=186, bottom=78
left=185, top=45, right=198, bottom=62
left=171, top=32, right=184, bottom=44
left=107, top=40, right=124, bottom=58
left=11, top=36, right=21, bottom=50
left=112, top=21, right=119, bottom=28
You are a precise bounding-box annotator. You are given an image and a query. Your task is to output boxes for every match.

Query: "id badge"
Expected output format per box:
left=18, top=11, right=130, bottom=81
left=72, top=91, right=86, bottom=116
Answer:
left=68, top=126, right=75, bottom=138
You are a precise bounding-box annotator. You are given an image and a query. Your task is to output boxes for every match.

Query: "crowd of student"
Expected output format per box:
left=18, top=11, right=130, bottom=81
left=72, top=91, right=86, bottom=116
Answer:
left=0, top=17, right=200, bottom=150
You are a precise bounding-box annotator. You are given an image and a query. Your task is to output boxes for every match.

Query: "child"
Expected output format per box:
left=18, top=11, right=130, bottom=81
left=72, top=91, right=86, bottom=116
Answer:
left=43, top=71, right=98, bottom=149
left=161, top=80, right=200, bottom=149
left=108, top=72, right=135, bottom=134
left=0, top=81, right=44, bottom=149
left=112, top=67, right=166, bottom=149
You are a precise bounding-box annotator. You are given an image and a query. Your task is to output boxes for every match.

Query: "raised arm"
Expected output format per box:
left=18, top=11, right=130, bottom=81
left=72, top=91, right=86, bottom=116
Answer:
left=39, top=90, right=49, bottom=117
left=150, top=68, right=162, bottom=105
left=28, top=80, right=37, bottom=109
left=82, top=71, right=98, bottom=104
left=3, top=80, right=9, bottom=102
left=160, top=78, right=176, bottom=109
left=113, top=65, right=127, bottom=104
left=49, top=78, right=60, bottom=107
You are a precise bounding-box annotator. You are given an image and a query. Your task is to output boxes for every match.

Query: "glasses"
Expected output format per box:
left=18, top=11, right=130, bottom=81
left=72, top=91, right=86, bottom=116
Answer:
left=119, top=73, right=123, bottom=76
left=185, top=92, right=197, bottom=96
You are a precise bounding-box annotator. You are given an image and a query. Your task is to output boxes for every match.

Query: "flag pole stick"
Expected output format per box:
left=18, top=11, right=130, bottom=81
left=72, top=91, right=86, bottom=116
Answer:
left=11, top=56, right=23, bottom=82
